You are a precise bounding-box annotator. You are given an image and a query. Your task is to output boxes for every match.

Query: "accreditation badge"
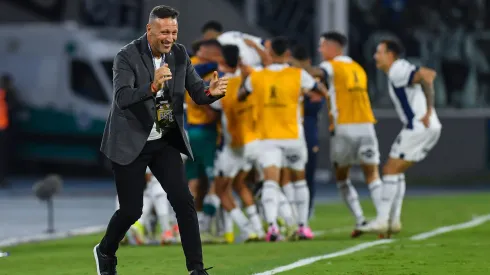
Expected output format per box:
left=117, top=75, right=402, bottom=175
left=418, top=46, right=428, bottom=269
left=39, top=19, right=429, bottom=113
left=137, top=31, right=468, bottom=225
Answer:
left=156, top=99, right=176, bottom=129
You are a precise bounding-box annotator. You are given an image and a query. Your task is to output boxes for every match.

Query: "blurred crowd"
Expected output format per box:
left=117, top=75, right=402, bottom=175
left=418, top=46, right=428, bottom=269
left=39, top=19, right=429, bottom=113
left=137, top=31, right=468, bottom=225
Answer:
left=349, top=0, right=490, bottom=108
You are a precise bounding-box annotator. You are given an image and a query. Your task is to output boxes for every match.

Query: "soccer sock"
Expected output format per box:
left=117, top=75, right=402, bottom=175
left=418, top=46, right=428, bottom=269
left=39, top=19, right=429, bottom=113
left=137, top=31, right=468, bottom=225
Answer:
left=197, top=211, right=210, bottom=232
left=282, top=183, right=298, bottom=217
left=367, top=178, right=383, bottom=214
left=229, top=208, right=251, bottom=234
left=223, top=209, right=234, bottom=234
left=215, top=207, right=224, bottom=236
left=246, top=205, right=265, bottom=237
left=154, top=194, right=171, bottom=232
left=378, top=174, right=399, bottom=222
left=337, top=179, right=365, bottom=225
left=277, top=189, right=296, bottom=226
left=138, top=195, right=153, bottom=229
left=260, top=180, right=280, bottom=227
left=293, top=179, right=310, bottom=227
left=391, top=174, right=406, bottom=222
left=203, top=194, right=221, bottom=217
left=197, top=211, right=204, bottom=220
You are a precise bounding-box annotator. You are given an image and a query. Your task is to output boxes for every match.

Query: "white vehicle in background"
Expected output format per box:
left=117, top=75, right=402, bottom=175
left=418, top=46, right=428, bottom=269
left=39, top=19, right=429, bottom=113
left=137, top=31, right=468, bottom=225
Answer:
left=0, top=22, right=126, bottom=169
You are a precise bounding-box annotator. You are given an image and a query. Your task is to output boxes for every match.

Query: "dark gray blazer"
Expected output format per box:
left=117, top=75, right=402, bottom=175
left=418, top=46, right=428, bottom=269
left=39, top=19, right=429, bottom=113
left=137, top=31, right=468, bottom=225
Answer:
left=100, top=34, right=219, bottom=165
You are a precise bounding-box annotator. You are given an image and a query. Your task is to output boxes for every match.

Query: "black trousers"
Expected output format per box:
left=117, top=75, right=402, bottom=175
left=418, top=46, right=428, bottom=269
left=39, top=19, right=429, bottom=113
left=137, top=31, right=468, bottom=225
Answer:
left=99, top=137, right=203, bottom=271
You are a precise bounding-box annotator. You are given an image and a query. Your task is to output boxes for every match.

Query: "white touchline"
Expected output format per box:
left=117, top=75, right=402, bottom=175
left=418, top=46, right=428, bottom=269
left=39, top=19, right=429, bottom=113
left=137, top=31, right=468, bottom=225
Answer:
left=252, top=214, right=490, bottom=275
left=252, top=239, right=394, bottom=275
left=410, top=214, right=490, bottom=241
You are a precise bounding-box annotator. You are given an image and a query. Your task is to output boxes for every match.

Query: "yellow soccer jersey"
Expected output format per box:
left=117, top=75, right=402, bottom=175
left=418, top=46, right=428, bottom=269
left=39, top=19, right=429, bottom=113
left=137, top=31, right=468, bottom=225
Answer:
left=319, top=56, right=376, bottom=131
left=245, top=64, right=316, bottom=140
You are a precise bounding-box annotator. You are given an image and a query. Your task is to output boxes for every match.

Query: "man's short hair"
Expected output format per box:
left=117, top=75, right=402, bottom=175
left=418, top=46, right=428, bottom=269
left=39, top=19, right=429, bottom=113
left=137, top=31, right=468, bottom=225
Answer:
left=191, top=40, right=203, bottom=54
left=291, top=44, right=310, bottom=61
left=149, top=5, right=179, bottom=23
left=222, top=45, right=240, bottom=68
left=380, top=39, right=405, bottom=58
left=321, top=31, right=348, bottom=47
left=201, top=21, right=223, bottom=34
left=199, top=39, right=222, bottom=49
left=271, top=36, right=290, bottom=56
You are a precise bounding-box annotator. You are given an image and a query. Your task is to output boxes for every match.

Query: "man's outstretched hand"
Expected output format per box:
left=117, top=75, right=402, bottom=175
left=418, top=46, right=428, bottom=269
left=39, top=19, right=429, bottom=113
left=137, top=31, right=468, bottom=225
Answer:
left=209, top=71, right=228, bottom=97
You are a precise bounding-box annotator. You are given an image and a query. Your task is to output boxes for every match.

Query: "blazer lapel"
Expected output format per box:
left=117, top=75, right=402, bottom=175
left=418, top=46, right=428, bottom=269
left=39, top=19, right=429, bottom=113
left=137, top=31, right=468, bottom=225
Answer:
left=165, top=50, right=176, bottom=97
left=140, top=34, right=155, bottom=81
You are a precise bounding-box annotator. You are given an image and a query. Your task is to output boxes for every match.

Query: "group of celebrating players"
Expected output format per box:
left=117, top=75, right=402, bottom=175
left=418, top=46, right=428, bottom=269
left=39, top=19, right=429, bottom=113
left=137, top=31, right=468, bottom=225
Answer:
left=118, top=21, right=442, bottom=246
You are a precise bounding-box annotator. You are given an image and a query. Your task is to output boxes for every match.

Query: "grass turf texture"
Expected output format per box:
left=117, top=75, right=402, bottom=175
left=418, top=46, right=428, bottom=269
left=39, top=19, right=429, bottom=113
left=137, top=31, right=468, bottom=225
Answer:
left=2, top=193, right=489, bottom=275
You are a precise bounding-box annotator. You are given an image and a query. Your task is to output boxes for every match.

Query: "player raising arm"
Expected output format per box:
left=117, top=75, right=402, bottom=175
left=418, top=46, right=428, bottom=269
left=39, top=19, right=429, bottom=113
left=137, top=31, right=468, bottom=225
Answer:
left=240, top=37, right=327, bottom=241
left=359, top=39, right=442, bottom=236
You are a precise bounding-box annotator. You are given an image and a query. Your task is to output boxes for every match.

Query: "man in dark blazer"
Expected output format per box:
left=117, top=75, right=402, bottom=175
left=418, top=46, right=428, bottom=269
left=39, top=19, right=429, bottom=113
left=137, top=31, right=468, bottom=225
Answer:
left=93, top=5, right=227, bottom=275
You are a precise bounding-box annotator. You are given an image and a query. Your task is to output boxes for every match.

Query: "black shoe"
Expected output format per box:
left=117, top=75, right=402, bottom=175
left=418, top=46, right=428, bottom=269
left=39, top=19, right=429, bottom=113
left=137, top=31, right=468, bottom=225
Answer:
left=189, top=267, right=213, bottom=275
left=93, top=244, right=117, bottom=275
left=351, top=221, right=368, bottom=238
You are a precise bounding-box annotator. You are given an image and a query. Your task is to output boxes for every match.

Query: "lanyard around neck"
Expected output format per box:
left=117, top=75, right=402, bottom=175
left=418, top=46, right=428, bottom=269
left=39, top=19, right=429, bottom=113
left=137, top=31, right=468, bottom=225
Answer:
left=147, top=42, right=165, bottom=69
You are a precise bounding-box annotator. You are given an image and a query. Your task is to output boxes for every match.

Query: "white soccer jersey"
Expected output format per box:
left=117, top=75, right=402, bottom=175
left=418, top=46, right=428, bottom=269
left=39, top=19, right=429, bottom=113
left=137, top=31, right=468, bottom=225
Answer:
left=217, top=31, right=265, bottom=67
left=318, top=59, right=334, bottom=84
left=387, top=59, right=441, bottom=130
left=318, top=56, right=351, bottom=124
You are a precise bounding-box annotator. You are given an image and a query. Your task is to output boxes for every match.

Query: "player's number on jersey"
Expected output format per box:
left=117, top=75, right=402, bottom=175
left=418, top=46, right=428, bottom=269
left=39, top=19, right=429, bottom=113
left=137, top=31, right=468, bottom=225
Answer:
left=349, top=70, right=363, bottom=93
left=352, top=70, right=359, bottom=84
left=270, top=86, right=277, bottom=99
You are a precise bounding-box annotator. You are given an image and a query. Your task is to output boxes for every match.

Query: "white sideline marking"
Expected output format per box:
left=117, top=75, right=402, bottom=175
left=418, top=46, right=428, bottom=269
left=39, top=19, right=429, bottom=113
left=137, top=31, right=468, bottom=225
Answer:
left=410, top=214, right=490, bottom=241
left=253, top=214, right=490, bottom=275
left=252, top=239, right=394, bottom=275
left=0, top=225, right=105, bottom=248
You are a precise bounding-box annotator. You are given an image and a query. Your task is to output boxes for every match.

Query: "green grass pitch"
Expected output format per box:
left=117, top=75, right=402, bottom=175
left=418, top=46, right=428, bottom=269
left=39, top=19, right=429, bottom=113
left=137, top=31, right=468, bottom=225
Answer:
left=2, top=193, right=489, bottom=275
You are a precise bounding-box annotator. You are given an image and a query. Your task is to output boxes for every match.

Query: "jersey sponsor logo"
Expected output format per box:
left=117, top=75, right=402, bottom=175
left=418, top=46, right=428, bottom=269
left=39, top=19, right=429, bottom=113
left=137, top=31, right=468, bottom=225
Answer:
left=286, top=154, right=300, bottom=163
left=270, top=86, right=277, bottom=99
left=360, top=149, right=375, bottom=159
left=265, top=85, right=286, bottom=107
left=348, top=70, right=367, bottom=92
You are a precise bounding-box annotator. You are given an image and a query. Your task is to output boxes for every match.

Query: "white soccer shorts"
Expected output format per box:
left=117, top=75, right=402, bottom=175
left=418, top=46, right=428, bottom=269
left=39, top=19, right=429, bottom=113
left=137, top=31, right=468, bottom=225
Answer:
left=389, top=127, right=441, bottom=162
left=330, top=123, right=380, bottom=167
left=214, top=141, right=261, bottom=178
left=258, top=139, right=308, bottom=171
